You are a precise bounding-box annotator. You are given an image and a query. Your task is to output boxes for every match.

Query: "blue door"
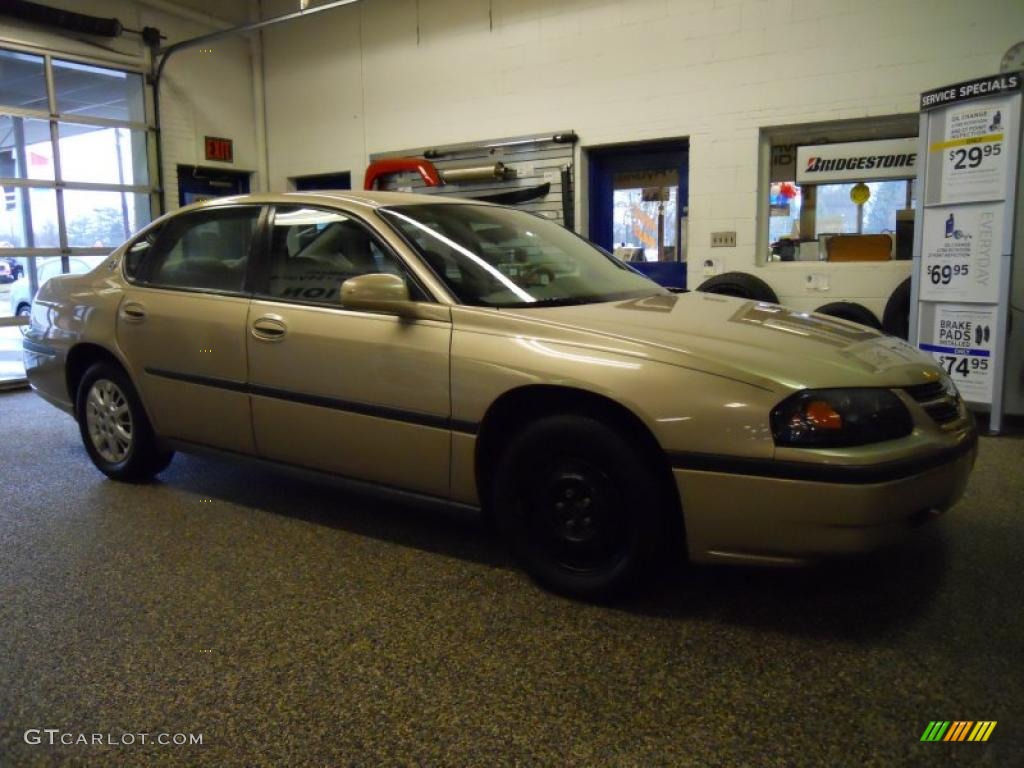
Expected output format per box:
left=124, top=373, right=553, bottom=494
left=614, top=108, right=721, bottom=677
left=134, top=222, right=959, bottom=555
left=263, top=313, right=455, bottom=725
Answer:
left=177, top=165, right=251, bottom=207
left=588, top=141, right=688, bottom=288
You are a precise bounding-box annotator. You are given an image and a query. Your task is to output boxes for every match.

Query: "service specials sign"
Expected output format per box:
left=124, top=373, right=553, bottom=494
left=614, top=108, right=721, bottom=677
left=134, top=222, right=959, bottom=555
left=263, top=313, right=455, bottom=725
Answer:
left=796, top=138, right=918, bottom=184
left=919, top=304, right=997, bottom=401
left=919, top=203, right=1003, bottom=303
left=914, top=72, right=1021, bottom=412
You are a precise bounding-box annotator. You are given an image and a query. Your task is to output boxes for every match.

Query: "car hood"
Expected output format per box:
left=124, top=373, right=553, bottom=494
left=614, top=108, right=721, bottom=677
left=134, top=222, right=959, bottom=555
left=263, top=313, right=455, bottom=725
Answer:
left=503, top=292, right=939, bottom=391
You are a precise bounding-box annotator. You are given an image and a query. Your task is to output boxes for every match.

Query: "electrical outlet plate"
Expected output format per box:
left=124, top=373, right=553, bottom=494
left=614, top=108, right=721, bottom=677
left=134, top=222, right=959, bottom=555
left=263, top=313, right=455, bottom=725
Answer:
left=711, top=231, right=736, bottom=247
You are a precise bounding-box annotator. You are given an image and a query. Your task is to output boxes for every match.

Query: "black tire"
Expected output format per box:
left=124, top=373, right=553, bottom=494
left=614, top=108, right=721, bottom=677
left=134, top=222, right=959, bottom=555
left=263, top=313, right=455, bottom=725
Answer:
left=697, top=271, right=779, bottom=303
left=814, top=301, right=881, bottom=330
left=492, top=414, right=667, bottom=599
left=76, top=361, right=173, bottom=482
left=882, top=278, right=912, bottom=339
left=16, top=303, right=30, bottom=317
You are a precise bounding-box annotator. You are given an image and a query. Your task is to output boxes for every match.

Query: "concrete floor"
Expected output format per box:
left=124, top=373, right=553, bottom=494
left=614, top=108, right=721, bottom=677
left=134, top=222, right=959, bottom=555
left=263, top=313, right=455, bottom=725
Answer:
left=1, top=387, right=1021, bottom=767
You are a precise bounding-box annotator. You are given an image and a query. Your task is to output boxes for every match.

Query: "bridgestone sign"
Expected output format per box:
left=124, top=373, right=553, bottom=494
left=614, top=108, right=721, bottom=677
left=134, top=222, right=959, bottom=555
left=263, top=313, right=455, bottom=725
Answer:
left=796, top=138, right=919, bottom=184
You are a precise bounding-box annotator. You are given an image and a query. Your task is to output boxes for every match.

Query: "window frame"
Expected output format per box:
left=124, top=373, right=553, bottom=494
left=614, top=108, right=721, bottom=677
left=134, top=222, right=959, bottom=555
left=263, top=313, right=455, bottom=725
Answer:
left=250, top=203, right=434, bottom=311
left=756, top=114, right=919, bottom=266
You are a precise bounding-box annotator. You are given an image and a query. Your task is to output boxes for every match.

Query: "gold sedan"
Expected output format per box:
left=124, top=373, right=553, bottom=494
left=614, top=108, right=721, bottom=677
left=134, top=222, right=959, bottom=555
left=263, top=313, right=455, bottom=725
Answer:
left=22, top=192, right=976, bottom=598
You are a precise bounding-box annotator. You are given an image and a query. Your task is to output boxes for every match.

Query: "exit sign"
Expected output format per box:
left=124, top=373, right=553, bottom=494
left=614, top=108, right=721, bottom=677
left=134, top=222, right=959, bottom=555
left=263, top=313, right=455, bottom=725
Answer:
left=204, top=136, right=233, bottom=163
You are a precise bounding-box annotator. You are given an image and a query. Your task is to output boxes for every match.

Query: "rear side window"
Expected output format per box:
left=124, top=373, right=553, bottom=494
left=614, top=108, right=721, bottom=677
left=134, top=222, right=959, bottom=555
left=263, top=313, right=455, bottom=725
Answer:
left=124, top=225, right=163, bottom=278
left=259, top=206, right=424, bottom=305
left=141, top=207, right=261, bottom=293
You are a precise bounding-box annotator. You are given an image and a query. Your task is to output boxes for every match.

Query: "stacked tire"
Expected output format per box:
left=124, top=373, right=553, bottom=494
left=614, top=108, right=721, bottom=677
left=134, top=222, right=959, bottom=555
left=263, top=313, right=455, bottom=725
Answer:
left=697, top=272, right=913, bottom=338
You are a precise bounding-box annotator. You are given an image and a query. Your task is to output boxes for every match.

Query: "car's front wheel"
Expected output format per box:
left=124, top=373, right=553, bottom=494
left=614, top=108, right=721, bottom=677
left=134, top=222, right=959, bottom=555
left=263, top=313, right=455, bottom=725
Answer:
left=492, top=414, right=667, bottom=599
left=16, top=303, right=30, bottom=318
left=76, top=362, right=173, bottom=481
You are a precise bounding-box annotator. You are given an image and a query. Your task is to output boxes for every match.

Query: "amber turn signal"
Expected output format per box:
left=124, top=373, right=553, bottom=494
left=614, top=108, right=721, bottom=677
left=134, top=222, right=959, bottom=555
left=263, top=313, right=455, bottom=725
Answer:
left=805, top=400, right=843, bottom=430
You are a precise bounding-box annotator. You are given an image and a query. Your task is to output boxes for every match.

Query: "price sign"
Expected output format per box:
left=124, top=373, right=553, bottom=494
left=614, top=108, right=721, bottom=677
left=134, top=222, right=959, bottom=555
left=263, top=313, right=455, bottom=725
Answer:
left=916, top=73, right=1020, bottom=421
left=947, top=142, right=1001, bottom=169
left=931, top=101, right=1010, bottom=203
left=919, top=304, right=997, bottom=402
left=919, top=204, right=1003, bottom=302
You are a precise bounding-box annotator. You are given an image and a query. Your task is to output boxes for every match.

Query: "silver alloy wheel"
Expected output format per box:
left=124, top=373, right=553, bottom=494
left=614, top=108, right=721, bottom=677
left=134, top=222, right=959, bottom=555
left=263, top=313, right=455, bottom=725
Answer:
left=85, top=379, right=133, bottom=464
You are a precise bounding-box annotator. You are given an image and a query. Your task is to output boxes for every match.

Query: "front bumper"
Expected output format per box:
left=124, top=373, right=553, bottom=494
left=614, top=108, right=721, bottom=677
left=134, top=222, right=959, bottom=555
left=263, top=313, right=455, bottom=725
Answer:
left=674, top=435, right=977, bottom=565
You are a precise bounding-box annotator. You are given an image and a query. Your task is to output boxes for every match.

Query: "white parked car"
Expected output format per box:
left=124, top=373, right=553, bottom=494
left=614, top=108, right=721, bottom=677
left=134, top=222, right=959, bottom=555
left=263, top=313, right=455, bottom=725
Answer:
left=10, top=257, right=93, bottom=317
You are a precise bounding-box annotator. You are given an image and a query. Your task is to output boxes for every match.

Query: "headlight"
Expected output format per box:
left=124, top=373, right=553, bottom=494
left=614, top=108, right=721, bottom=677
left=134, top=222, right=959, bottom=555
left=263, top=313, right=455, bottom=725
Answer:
left=771, top=388, right=912, bottom=447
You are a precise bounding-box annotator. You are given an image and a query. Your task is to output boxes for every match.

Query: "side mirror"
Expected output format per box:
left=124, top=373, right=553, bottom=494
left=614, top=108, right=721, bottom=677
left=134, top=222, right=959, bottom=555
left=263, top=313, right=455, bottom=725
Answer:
left=340, top=273, right=413, bottom=315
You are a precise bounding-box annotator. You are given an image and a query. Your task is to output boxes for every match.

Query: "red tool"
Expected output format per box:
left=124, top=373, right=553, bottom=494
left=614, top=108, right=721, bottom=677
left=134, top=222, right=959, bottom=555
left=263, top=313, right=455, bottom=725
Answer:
left=363, top=157, right=443, bottom=190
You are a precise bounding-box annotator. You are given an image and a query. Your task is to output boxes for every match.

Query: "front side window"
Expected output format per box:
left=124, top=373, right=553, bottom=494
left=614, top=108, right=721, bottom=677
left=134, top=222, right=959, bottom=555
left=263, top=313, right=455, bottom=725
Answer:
left=261, top=206, right=423, bottom=306
left=380, top=204, right=663, bottom=307
left=142, top=207, right=259, bottom=293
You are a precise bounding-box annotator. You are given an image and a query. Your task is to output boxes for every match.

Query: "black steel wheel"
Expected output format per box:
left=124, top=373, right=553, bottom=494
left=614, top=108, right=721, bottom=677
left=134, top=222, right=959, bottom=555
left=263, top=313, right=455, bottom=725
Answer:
left=492, top=414, right=667, bottom=599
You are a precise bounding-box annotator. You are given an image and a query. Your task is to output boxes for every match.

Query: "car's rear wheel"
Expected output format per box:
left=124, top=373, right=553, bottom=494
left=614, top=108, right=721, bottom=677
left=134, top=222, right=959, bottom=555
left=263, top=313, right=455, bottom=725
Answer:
left=76, top=362, right=173, bottom=481
left=16, top=303, right=30, bottom=317
left=492, top=414, right=666, bottom=599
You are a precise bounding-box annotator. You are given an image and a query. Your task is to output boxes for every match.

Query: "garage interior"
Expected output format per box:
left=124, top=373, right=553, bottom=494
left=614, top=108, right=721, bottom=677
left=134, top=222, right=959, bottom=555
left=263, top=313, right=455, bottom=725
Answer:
left=2, top=0, right=1024, bottom=765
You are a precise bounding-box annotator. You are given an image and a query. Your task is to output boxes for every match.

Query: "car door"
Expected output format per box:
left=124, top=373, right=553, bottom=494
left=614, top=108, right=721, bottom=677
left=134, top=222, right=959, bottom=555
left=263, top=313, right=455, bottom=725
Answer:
left=246, top=204, right=452, bottom=497
left=116, top=204, right=263, bottom=454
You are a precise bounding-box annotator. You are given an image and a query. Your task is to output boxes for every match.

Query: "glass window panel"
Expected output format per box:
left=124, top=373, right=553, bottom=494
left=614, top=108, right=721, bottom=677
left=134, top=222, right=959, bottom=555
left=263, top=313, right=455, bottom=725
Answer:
left=0, top=115, right=55, bottom=180
left=815, top=181, right=910, bottom=237
left=58, top=123, right=148, bottom=185
left=74, top=255, right=106, bottom=273
left=861, top=180, right=909, bottom=234
left=0, top=49, right=47, bottom=110
left=612, top=186, right=678, bottom=262
left=63, top=190, right=151, bottom=248
left=145, top=207, right=260, bottom=293
left=123, top=223, right=163, bottom=278
left=0, top=324, right=26, bottom=379
left=53, top=59, right=144, bottom=123
left=263, top=206, right=420, bottom=305
left=0, top=187, right=59, bottom=248
left=768, top=181, right=802, bottom=245
left=815, top=183, right=860, bottom=235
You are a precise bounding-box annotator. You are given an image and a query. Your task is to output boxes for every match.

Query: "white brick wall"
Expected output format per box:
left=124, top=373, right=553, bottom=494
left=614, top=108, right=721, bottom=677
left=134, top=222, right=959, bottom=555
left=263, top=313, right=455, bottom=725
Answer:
left=261, top=0, right=1022, bottom=307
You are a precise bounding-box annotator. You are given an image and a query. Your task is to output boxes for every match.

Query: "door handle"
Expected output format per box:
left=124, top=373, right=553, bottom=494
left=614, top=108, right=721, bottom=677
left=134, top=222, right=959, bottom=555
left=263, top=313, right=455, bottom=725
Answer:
left=251, top=315, right=287, bottom=341
left=120, top=301, right=146, bottom=322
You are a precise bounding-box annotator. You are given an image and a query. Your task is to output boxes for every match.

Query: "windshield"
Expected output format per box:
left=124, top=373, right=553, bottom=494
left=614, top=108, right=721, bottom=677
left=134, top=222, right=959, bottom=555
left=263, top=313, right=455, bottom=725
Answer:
left=378, top=204, right=665, bottom=307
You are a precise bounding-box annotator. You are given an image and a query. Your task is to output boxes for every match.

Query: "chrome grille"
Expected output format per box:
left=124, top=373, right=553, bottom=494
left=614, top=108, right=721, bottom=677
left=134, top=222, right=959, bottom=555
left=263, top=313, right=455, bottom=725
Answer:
left=904, top=381, right=961, bottom=426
